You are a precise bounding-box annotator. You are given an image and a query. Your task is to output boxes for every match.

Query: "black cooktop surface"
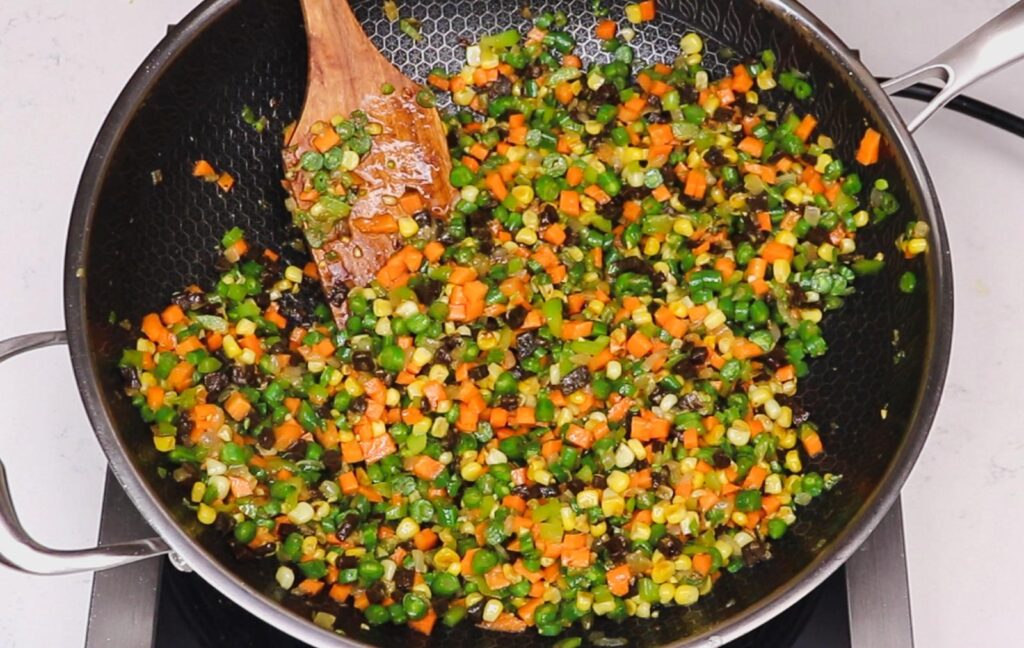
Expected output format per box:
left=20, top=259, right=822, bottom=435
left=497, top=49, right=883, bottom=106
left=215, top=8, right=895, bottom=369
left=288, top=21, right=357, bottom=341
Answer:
left=154, top=558, right=850, bottom=648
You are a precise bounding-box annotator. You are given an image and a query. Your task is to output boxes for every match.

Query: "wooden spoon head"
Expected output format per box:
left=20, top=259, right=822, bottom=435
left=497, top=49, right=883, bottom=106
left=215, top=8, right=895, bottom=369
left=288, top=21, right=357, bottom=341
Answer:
left=284, top=0, right=454, bottom=322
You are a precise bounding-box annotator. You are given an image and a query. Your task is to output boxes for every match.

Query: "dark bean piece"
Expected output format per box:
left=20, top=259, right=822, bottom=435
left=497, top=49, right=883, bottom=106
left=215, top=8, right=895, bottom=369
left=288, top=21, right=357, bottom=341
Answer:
left=657, top=534, right=684, bottom=558
left=468, top=364, right=490, bottom=381
left=203, top=371, right=229, bottom=399
left=713, top=450, right=732, bottom=469
left=743, top=541, right=772, bottom=566
left=352, top=351, right=375, bottom=372
left=335, top=514, right=360, bottom=541
left=257, top=427, right=276, bottom=450
left=560, top=366, right=591, bottom=395
left=321, top=449, right=342, bottom=474
left=119, top=366, right=141, bottom=389
left=504, top=305, right=528, bottom=329
left=393, top=568, right=415, bottom=593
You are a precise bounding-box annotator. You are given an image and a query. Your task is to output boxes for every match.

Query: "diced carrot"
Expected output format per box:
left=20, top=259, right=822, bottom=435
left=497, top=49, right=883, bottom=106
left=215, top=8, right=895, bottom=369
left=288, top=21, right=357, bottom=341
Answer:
left=761, top=240, right=794, bottom=262
left=224, top=392, right=251, bottom=421
left=411, top=455, right=445, bottom=480
left=329, top=583, right=353, bottom=603
left=743, top=465, right=768, bottom=490
left=359, top=433, right=397, bottom=463
left=338, top=471, right=359, bottom=494
left=626, top=331, right=653, bottom=357
left=479, top=612, right=527, bottom=633
left=414, top=528, right=439, bottom=551
left=559, top=190, right=580, bottom=216
left=297, top=579, right=325, bottom=596
left=423, top=240, right=445, bottom=262
left=692, top=553, right=713, bottom=576
left=398, top=190, right=425, bottom=214
left=794, top=114, right=818, bottom=142
left=565, top=166, right=584, bottom=187
left=486, top=172, right=509, bottom=200
left=146, top=386, right=165, bottom=410
left=738, top=136, right=764, bottom=157
left=192, top=159, right=217, bottom=177
left=313, top=128, right=340, bottom=153
left=732, top=340, right=765, bottom=359
left=683, top=169, right=707, bottom=199
left=606, top=564, right=632, bottom=596
left=802, top=431, right=824, bottom=456
left=731, top=63, right=754, bottom=93
left=449, top=266, right=478, bottom=285
left=542, top=223, right=567, bottom=246
left=408, top=608, right=437, bottom=635
left=595, top=19, right=618, bottom=40
left=272, top=420, right=303, bottom=451
left=638, top=0, right=656, bottom=21
left=855, top=127, right=881, bottom=166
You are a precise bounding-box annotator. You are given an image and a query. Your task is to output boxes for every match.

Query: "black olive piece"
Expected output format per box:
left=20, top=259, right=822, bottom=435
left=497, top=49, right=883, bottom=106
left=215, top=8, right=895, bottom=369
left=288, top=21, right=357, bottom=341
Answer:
left=678, top=391, right=705, bottom=412
left=335, top=514, right=360, bottom=541
left=538, top=204, right=559, bottom=226
left=497, top=394, right=520, bottom=410
left=592, top=474, right=607, bottom=489
left=504, top=305, right=528, bottom=329
left=743, top=541, right=772, bottom=566
left=327, top=283, right=349, bottom=308
left=689, top=347, right=709, bottom=365
left=119, top=366, right=141, bottom=389
left=365, top=582, right=388, bottom=604
left=337, top=554, right=360, bottom=569
left=486, top=75, right=513, bottom=100
left=482, top=316, right=501, bottom=331
left=232, top=542, right=276, bottom=561
left=712, top=450, right=732, bottom=469
left=257, top=427, right=276, bottom=450
left=514, top=331, right=539, bottom=358
left=601, top=535, right=629, bottom=562
left=679, top=86, right=699, bottom=103
left=171, top=290, right=207, bottom=311
left=657, top=534, right=684, bottom=558
left=349, top=395, right=367, bottom=414
left=466, top=597, right=487, bottom=620
left=564, top=478, right=584, bottom=494
left=203, top=371, right=229, bottom=399
left=352, top=351, right=375, bottom=372
left=431, top=597, right=451, bottom=615
left=393, top=568, right=415, bottom=593
left=277, top=523, right=299, bottom=539
left=592, top=83, right=619, bottom=105
left=713, top=107, right=734, bottom=122
left=321, top=449, right=342, bottom=474
left=468, top=364, right=490, bottom=381
left=560, top=366, right=591, bottom=395
left=806, top=226, right=831, bottom=245
left=229, top=364, right=255, bottom=386
left=412, top=278, right=443, bottom=305
left=280, top=440, right=308, bottom=462
left=175, top=416, right=196, bottom=445
left=746, top=194, right=769, bottom=211
left=524, top=63, right=547, bottom=79
left=214, top=513, right=236, bottom=535
left=705, top=147, right=727, bottom=166
left=537, top=485, right=559, bottom=498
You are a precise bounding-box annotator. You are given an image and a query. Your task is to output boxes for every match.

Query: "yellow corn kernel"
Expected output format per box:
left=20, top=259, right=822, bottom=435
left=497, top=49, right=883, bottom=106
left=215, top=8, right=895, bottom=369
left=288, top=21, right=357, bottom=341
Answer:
left=674, top=584, right=700, bottom=605
left=197, top=503, right=217, bottom=525
left=153, top=435, right=175, bottom=452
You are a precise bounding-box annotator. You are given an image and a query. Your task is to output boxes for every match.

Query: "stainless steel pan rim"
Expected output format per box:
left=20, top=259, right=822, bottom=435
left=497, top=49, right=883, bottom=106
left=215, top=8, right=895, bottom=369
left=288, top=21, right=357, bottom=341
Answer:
left=52, top=0, right=953, bottom=646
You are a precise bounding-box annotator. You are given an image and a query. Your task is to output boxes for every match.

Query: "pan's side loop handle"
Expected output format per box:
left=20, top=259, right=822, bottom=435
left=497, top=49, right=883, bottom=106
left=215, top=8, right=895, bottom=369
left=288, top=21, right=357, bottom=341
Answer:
left=882, top=1, right=1024, bottom=132
left=0, top=331, right=169, bottom=575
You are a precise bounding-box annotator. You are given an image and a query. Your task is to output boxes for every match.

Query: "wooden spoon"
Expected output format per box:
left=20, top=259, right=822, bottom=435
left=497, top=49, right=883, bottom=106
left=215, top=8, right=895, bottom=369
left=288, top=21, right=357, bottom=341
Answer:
left=283, top=0, right=454, bottom=322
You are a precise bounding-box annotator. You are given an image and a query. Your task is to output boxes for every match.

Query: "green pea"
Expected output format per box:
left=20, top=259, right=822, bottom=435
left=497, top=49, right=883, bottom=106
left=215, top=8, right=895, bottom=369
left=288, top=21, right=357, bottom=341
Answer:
left=220, top=442, right=246, bottom=466
left=450, top=164, right=475, bottom=188
left=735, top=489, right=762, bottom=512
left=358, top=559, right=384, bottom=583
left=534, top=602, right=558, bottom=626
left=767, top=518, right=789, bottom=539
left=899, top=271, right=917, bottom=294
left=402, top=592, right=429, bottom=620
left=494, top=371, right=518, bottom=395
left=378, top=344, right=406, bottom=373
left=471, top=547, right=499, bottom=575
left=431, top=572, right=461, bottom=597
left=233, top=520, right=256, bottom=544
left=364, top=604, right=390, bottom=625
left=299, top=151, right=323, bottom=172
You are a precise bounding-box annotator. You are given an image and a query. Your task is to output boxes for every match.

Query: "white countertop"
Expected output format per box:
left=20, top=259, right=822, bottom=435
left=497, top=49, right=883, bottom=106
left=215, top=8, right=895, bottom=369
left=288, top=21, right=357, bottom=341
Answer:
left=1, top=1, right=1022, bottom=646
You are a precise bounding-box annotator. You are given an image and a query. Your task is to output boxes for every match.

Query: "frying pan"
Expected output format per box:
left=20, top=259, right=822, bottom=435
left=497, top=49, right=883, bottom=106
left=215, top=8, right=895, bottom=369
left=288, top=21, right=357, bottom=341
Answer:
left=2, top=0, right=1022, bottom=645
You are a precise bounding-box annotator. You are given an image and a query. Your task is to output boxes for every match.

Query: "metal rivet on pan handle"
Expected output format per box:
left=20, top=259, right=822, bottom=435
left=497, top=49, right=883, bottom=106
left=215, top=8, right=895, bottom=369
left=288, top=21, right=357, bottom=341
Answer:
left=883, top=1, right=1024, bottom=131
left=0, top=331, right=170, bottom=575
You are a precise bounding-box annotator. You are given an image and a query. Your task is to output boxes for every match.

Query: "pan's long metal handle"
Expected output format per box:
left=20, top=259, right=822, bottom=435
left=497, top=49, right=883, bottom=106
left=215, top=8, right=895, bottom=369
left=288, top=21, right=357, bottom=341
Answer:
left=882, top=1, right=1024, bottom=131
left=0, top=331, right=169, bottom=575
